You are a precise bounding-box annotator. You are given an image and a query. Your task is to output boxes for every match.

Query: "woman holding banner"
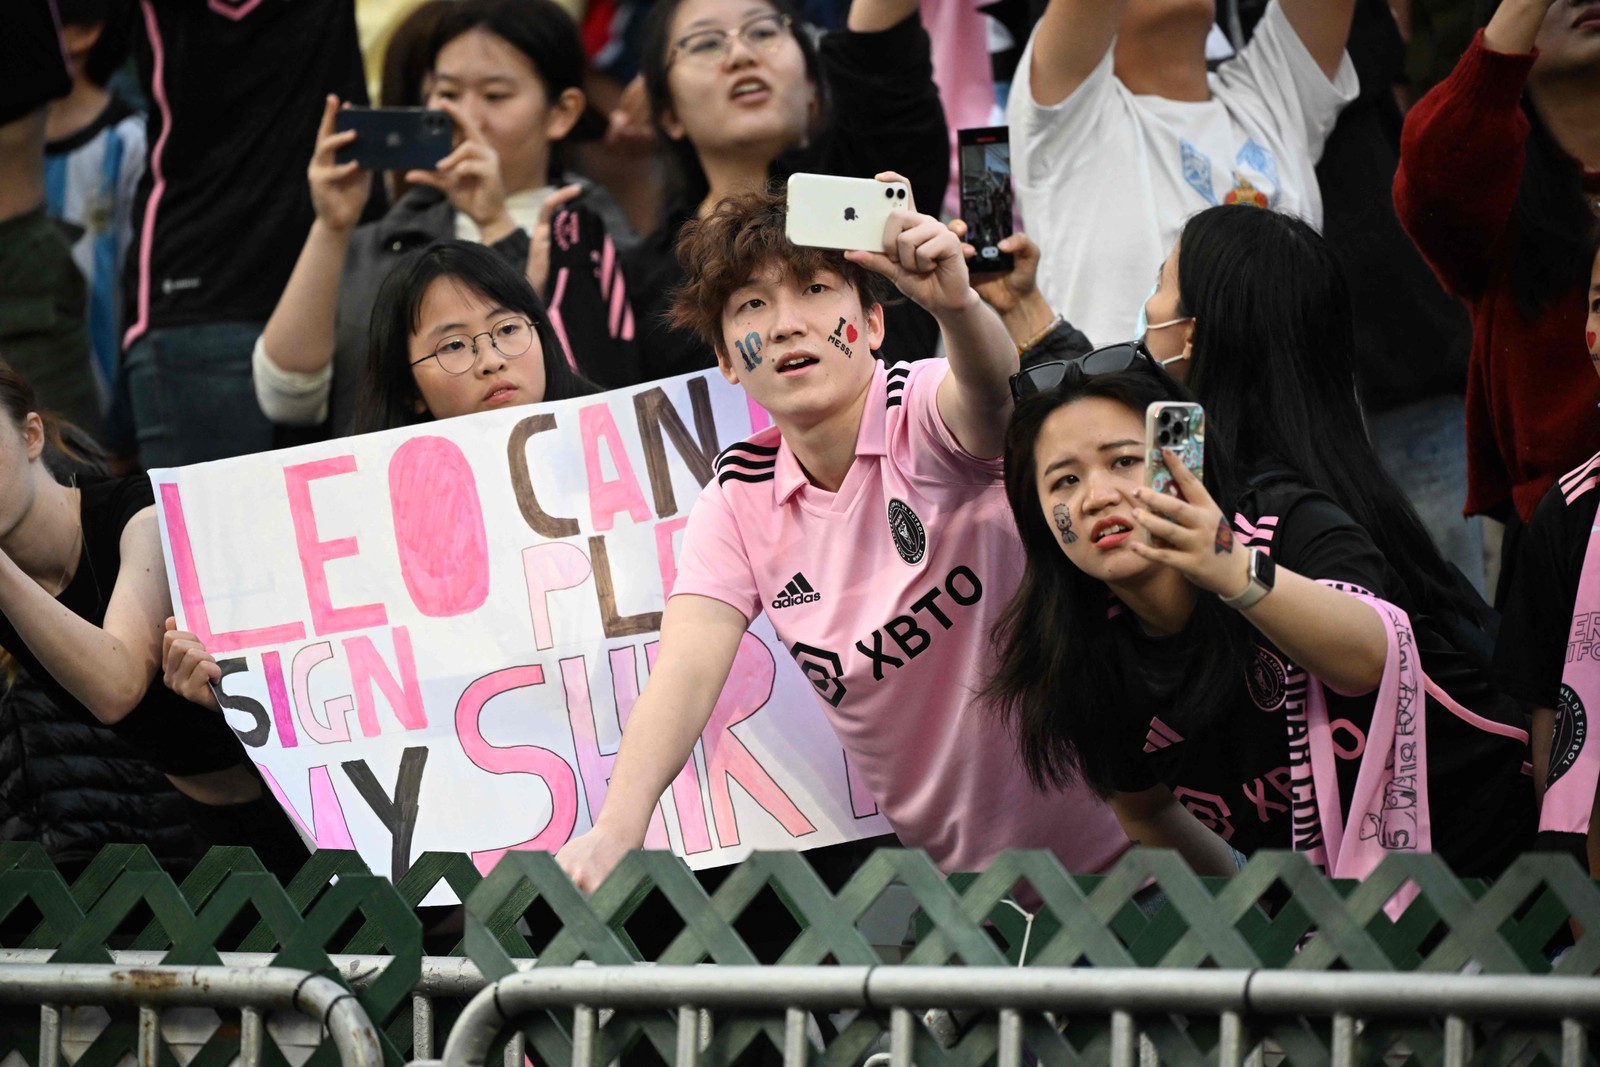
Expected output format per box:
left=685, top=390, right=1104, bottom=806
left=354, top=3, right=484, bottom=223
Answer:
left=355, top=238, right=596, bottom=432
left=0, top=357, right=307, bottom=875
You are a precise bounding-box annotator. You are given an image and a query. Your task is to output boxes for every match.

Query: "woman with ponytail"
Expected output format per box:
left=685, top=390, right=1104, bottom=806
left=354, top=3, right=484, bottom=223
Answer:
left=0, top=357, right=306, bottom=875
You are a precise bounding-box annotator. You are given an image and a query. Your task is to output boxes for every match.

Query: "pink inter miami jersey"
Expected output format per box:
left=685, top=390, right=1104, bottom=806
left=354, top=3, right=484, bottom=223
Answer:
left=675, top=359, right=1130, bottom=875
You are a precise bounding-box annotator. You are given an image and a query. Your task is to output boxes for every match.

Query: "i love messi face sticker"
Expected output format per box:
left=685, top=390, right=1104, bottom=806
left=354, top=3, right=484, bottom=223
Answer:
left=828, top=317, right=858, bottom=356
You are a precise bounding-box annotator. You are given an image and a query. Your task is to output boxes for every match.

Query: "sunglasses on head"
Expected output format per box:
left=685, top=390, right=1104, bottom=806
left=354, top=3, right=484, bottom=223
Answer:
left=1009, top=341, right=1159, bottom=402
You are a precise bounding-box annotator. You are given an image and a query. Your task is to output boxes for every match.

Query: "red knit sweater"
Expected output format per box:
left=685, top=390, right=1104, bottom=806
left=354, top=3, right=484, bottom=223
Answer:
left=1394, top=31, right=1600, bottom=523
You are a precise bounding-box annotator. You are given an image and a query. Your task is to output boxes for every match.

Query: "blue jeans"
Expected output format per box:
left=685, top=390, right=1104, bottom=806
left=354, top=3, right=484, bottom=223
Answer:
left=1369, top=395, right=1484, bottom=596
left=125, top=321, right=274, bottom=469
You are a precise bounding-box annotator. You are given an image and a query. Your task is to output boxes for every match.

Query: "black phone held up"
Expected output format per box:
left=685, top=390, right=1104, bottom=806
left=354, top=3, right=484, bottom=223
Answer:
left=957, top=126, right=1015, bottom=274
left=334, top=107, right=453, bottom=172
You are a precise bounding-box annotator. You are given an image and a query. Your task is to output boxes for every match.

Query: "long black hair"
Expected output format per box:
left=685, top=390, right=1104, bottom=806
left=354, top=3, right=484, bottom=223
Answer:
left=1476, top=0, right=1598, bottom=319
left=985, top=364, right=1253, bottom=797
left=357, top=240, right=595, bottom=433
left=638, top=0, right=824, bottom=211
left=1177, top=205, right=1485, bottom=624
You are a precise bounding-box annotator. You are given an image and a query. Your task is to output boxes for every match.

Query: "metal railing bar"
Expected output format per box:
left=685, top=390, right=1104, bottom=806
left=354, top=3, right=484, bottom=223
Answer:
left=783, top=1006, right=807, bottom=1066
left=571, top=1005, right=596, bottom=1067
left=1218, top=1010, right=1243, bottom=1067
left=1110, top=1010, right=1135, bottom=1067
left=39, top=1004, right=60, bottom=1067
left=1562, top=1017, right=1586, bottom=1067
left=241, top=1005, right=264, bottom=1067
left=1330, top=1012, right=1355, bottom=1067
left=137, top=1005, right=159, bottom=1067
left=888, top=1007, right=913, bottom=1067
left=0, top=950, right=518, bottom=996
left=415, top=994, right=435, bottom=1059
left=0, top=964, right=383, bottom=1067
left=997, top=1008, right=1022, bottom=1067
left=1444, top=1016, right=1470, bottom=1067
left=677, top=1005, right=700, bottom=1067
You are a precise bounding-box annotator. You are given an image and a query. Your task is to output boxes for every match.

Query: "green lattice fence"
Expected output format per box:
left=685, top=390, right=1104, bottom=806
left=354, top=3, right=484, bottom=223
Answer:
left=2, top=845, right=1598, bottom=1066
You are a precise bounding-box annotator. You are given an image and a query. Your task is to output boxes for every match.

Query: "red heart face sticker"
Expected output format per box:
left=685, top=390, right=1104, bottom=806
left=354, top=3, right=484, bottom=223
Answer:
left=846, top=323, right=859, bottom=344
left=1589, top=330, right=1598, bottom=353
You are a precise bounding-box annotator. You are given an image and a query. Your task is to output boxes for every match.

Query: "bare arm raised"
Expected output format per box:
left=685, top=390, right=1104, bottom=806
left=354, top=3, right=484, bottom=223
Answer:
left=1279, top=0, right=1359, bottom=81
left=846, top=174, right=1016, bottom=460
left=1023, top=0, right=1129, bottom=107
left=555, top=593, right=750, bottom=891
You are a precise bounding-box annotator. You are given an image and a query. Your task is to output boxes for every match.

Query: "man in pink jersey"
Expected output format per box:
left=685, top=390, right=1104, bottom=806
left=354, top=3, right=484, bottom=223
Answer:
left=556, top=176, right=1130, bottom=890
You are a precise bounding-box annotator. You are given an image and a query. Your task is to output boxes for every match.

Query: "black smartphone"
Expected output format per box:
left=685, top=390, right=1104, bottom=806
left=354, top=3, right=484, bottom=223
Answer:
left=334, top=107, right=453, bottom=172
left=957, top=126, right=1015, bottom=274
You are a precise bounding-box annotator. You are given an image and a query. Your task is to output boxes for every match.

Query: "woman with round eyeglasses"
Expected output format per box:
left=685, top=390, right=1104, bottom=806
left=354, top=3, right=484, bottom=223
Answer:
left=623, top=0, right=950, bottom=378
left=355, top=239, right=596, bottom=433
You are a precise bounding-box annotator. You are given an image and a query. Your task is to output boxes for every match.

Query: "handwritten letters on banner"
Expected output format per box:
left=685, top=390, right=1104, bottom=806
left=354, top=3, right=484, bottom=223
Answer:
left=153, top=370, right=890, bottom=896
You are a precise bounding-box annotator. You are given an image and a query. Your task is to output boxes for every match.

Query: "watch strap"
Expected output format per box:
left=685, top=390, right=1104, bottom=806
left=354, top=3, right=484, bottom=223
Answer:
left=1220, top=546, right=1274, bottom=610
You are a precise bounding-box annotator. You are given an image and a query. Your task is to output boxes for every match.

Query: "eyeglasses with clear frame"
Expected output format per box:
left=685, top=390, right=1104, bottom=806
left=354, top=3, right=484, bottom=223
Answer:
left=410, top=317, right=536, bottom=376
left=668, top=13, right=794, bottom=68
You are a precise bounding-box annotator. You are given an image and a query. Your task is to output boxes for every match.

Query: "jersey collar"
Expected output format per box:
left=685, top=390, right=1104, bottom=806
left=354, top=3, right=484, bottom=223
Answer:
left=772, top=361, right=891, bottom=503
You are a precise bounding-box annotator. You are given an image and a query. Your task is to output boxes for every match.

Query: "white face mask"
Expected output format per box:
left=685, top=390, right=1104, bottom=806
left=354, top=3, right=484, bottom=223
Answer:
left=1134, top=281, right=1192, bottom=363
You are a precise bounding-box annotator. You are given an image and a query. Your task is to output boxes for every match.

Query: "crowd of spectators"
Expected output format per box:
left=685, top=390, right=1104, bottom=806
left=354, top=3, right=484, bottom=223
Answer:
left=3, top=0, right=1600, bottom=901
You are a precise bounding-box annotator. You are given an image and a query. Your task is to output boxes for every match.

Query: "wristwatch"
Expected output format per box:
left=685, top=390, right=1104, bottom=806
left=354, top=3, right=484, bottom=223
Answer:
left=1220, top=547, right=1276, bottom=610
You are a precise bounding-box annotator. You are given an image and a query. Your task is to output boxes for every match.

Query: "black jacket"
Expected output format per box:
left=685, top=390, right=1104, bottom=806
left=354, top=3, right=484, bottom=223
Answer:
left=0, top=675, right=200, bottom=873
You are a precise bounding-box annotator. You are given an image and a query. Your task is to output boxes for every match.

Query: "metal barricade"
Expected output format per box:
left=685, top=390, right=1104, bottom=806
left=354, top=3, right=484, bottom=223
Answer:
left=0, top=950, right=535, bottom=1065
left=0, top=963, right=384, bottom=1067
left=438, top=965, right=1600, bottom=1067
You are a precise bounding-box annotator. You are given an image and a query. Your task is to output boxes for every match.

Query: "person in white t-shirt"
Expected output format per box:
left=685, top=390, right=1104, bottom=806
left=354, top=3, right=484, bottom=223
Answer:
left=555, top=174, right=1130, bottom=891
left=1006, top=0, right=1359, bottom=347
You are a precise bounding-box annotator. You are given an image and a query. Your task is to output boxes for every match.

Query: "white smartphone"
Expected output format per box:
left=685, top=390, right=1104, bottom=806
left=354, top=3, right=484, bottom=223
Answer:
left=785, top=173, right=911, bottom=253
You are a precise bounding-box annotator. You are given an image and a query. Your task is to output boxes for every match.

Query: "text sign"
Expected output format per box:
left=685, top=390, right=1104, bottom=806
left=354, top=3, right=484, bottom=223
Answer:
left=153, top=370, right=889, bottom=895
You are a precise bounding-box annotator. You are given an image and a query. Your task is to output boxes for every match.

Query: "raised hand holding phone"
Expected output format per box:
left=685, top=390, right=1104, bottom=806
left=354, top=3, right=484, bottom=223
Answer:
left=310, top=96, right=375, bottom=233
left=836, top=172, right=974, bottom=316
left=403, top=100, right=516, bottom=243
left=1127, top=443, right=1250, bottom=599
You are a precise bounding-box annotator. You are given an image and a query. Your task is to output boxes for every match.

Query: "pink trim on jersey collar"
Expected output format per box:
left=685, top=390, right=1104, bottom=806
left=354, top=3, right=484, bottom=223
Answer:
left=773, top=361, right=892, bottom=503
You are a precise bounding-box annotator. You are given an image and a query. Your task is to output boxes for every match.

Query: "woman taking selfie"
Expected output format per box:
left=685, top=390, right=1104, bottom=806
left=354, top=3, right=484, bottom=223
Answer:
left=0, top=360, right=306, bottom=875
left=987, top=354, right=1534, bottom=877
left=255, top=0, right=634, bottom=436
left=625, top=0, right=948, bottom=375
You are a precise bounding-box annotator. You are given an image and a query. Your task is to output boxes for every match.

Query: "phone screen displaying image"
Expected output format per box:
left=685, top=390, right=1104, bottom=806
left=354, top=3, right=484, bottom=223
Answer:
left=958, top=127, right=1015, bottom=274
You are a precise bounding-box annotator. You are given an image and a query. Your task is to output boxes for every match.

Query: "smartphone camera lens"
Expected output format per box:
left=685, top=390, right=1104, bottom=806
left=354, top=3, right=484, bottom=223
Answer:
left=1157, top=429, right=1172, bottom=447
left=896, top=188, right=906, bottom=199
left=884, top=187, right=894, bottom=199
left=424, top=112, right=448, bottom=134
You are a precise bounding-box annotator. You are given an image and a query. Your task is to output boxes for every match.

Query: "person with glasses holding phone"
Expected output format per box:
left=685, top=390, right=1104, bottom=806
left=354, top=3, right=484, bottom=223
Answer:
left=551, top=180, right=1131, bottom=894
left=623, top=0, right=949, bottom=380
left=986, top=349, right=1535, bottom=880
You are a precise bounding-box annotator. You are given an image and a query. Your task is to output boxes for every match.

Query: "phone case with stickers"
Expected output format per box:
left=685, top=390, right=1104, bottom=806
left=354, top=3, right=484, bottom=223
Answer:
left=1144, top=401, right=1205, bottom=500
left=784, top=173, right=911, bottom=253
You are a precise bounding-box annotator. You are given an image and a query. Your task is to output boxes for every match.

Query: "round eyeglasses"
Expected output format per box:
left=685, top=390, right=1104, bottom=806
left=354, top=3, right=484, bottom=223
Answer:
left=669, top=13, right=794, bottom=67
left=411, top=317, right=535, bottom=376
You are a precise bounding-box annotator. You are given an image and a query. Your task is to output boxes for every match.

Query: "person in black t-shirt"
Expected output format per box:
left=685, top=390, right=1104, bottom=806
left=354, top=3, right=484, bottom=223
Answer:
left=624, top=0, right=949, bottom=379
left=0, top=358, right=306, bottom=877
left=1493, top=238, right=1600, bottom=874
left=120, top=0, right=372, bottom=468
left=987, top=359, right=1534, bottom=878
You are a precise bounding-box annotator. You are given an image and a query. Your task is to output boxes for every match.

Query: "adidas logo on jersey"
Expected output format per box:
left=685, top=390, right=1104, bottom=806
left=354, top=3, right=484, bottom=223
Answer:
left=771, top=572, right=821, bottom=610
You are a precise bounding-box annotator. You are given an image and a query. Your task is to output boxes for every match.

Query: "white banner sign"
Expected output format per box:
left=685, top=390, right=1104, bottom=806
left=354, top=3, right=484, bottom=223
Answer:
left=152, top=370, right=890, bottom=896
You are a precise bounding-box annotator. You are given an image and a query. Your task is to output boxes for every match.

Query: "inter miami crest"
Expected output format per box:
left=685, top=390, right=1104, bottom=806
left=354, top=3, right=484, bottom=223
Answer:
left=1549, top=684, right=1589, bottom=787
left=886, top=498, right=926, bottom=565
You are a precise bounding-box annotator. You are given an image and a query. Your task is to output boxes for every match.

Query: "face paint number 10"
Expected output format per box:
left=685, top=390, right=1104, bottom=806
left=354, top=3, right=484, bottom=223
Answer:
left=734, top=332, right=763, bottom=372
